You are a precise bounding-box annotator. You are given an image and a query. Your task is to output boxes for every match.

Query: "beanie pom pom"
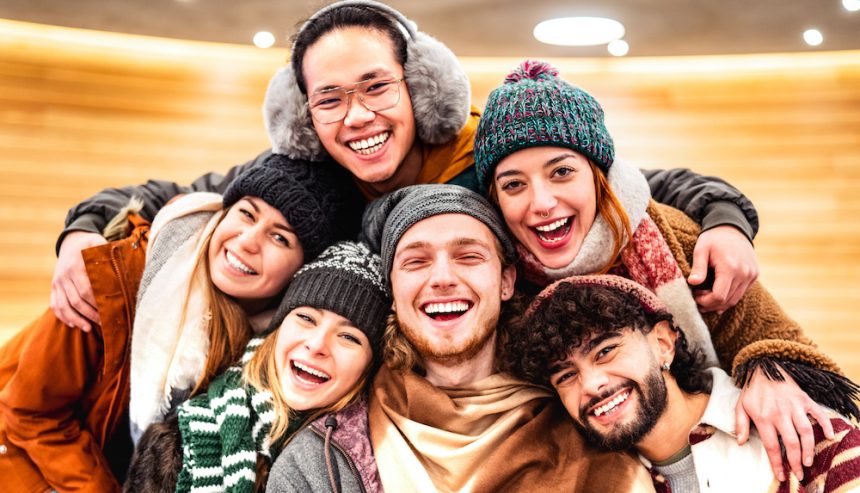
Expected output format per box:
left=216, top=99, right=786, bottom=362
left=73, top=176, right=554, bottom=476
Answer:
left=504, top=60, right=559, bottom=84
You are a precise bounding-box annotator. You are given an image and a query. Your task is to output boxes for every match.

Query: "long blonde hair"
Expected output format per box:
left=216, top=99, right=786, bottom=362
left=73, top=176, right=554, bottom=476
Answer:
left=188, top=210, right=255, bottom=396
left=243, top=328, right=372, bottom=444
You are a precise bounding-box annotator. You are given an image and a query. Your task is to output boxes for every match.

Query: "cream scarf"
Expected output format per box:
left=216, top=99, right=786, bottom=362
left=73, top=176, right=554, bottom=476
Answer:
left=129, top=192, right=225, bottom=443
left=369, top=365, right=656, bottom=492
left=517, top=159, right=719, bottom=366
left=370, top=366, right=550, bottom=493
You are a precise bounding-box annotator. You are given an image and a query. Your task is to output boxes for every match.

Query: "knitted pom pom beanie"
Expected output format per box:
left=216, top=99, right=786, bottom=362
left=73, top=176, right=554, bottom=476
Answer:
left=474, top=60, right=615, bottom=193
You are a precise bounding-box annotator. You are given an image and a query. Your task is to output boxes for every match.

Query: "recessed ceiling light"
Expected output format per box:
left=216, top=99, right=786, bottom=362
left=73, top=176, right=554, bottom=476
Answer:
left=803, top=29, right=823, bottom=46
left=608, top=39, right=629, bottom=56
left=843, top=0, right=860, bottom=12
left=253, top=31, right=275, bottom=49
left=533, top=17, right=625, bottom=46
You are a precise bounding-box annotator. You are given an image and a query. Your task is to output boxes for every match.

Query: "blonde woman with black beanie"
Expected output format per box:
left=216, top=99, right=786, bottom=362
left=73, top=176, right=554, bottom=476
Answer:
left=0, top=154, right=345, bottom=493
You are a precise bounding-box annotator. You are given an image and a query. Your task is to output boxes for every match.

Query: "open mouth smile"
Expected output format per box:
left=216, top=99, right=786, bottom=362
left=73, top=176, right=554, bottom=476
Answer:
left=347, top=131, right=390, bottom=155
left=422, top=300, right=473, bottom=322
left=589, top=389, right=631, bottom=418
left=291, top=360, right=331, bottom=386
left=531, top=217, right=572, bottom=245
left=226, top=250, right=257, bottom=275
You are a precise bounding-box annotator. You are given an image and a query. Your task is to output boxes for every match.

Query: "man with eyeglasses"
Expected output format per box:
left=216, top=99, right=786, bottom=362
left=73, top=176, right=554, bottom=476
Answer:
left=50, top=0, right=763, bottom=343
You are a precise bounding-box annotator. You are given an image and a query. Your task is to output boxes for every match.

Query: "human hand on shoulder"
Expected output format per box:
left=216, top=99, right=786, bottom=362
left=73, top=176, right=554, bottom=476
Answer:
left=735, top=365, right=835, bottom=482
left=51, top=231, right=106, bottom=331
left=688, top=225, right=759, bottom=313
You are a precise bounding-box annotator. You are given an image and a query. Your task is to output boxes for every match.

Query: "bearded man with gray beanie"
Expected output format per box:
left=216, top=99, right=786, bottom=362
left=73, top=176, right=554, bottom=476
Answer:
left=268, top=184, right=655, bottom=493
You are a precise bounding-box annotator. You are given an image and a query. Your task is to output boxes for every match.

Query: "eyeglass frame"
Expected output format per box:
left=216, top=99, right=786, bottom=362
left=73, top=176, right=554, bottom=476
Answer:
left=307, top=77, right=405, bottom=124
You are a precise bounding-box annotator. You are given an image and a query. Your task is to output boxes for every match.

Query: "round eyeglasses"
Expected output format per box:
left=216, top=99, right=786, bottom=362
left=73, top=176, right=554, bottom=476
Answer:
left=308, top=77, right=404, bottom=124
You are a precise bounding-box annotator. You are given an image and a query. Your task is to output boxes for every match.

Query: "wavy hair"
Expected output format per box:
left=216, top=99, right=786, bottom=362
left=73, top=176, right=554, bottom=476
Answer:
left=503, top=282, right=710, bottom=394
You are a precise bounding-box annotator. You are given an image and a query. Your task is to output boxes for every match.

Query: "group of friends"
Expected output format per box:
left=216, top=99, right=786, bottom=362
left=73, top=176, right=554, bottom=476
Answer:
left=1, top=1, right=859, bottom=492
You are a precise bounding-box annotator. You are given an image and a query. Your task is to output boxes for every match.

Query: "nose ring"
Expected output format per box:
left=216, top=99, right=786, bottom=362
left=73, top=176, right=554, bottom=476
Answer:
left=540, top=211, right=549, bottom=219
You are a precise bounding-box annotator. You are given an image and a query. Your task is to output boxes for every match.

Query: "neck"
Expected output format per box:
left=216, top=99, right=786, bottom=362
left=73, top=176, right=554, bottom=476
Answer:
left=636, top=378, right=710, bottom=463
left=360, top=142, right=423, bottom=198
left=236, top=297, right=268, bottom=316
left=422, top=335, right=497, bottom=387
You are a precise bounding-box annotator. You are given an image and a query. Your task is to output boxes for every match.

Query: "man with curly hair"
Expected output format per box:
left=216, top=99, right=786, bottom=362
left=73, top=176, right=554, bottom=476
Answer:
left=507, top=274, right=860, bottom=493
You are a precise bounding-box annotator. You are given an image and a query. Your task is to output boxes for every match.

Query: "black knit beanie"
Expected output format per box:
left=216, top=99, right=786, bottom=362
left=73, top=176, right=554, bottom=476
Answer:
left=222, top=153, right=343, bottom=261
left=267, top=241, right=389, bottom=358
left=360, top=184, right=517, bottom=287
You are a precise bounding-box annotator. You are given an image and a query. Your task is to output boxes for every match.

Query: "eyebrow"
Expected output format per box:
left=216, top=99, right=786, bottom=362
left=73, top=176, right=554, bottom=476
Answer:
left=244, top=197, right=296, bottom=233
left=549, top=331, right=623, bottom=374
left=395, top=237, right=491, bottom=257
left=312, top=69, right=396, bottom=93
left=583, top=331, right=623, bottom=355
left=494, top=152, right=581, bottom=181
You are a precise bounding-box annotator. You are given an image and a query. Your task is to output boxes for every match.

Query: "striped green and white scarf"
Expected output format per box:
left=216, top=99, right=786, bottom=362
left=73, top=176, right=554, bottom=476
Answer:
left=175, top=336, right=274, bottom=493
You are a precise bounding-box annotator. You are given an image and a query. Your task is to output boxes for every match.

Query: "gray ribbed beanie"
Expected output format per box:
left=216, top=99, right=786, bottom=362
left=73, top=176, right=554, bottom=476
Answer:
left=267, top=241, right=389, bottom=357
left=360, top=184, right=516, bottom=286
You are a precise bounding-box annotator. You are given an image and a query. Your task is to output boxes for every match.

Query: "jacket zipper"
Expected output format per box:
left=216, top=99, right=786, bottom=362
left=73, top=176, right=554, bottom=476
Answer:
left=310, top=425, right=367, bottom=493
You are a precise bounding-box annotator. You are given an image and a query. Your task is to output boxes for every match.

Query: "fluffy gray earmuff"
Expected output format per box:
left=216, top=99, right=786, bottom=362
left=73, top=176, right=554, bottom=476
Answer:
left=264, top=67, right=326, bottom=160
left=263, top=1, right=471, bottom=160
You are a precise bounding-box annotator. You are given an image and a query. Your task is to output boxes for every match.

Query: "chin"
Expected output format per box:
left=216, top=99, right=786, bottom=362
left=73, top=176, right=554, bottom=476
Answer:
left=535, top=251, right=578, bottom=270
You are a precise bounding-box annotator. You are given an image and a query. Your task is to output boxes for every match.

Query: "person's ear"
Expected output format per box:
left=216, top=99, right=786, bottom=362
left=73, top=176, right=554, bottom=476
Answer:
left=500, top=264, right=516, bottom=301
left=649, top=321, right=677, bottom=364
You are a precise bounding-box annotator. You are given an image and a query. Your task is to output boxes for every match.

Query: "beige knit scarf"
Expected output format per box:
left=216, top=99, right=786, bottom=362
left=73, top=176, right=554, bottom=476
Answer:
left=129, top=192, right=224, bottom=443
left=369, top=365, right=656, bottom=492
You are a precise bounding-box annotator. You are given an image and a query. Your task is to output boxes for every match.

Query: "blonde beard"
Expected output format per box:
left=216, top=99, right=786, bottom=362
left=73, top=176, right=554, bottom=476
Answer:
left=385, top=312, right=499, bottom=369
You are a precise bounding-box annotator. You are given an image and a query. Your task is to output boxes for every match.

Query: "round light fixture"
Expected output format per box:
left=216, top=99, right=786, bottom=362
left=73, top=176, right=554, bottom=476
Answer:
left=253, top=31, right=275, bottom=49
left=607, top=39, right=629, bottom=56
left=803, top=28, right=823, bottom=46
left=843, top=0, right=860, bottom=12
left=533, top=17, right=625, bottom=46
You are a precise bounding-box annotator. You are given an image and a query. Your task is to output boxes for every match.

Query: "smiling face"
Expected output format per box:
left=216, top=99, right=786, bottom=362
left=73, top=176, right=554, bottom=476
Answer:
left=494, top=146, right=598, bottom=269
left=274, top=306, right=372, bottom=411
left=550, top=328, right=669, bottom=451
left=208, top=197, right=304, bottom=311
left=389, top=214, right=516, bottom=366
left=302, top=26, right=418, bottom=191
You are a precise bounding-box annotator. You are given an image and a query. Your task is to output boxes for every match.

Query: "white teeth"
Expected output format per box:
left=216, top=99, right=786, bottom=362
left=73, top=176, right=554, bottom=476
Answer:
left=293, top=361, right=330, bottom=380
left=593, top=390, right=630, bottom=417
left=348, top=132, right=390, bottom=154
left=226, top=251, right=256, bottom=275
left=424, top=301, right=470, bottom=315
left=535, top=218, right=569, bottom=232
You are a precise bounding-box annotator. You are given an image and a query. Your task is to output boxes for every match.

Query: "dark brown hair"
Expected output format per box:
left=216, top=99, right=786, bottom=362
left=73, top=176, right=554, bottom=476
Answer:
left=502, top=282, right=710, bottom=394
left=291, top=5, right=408, bottom=94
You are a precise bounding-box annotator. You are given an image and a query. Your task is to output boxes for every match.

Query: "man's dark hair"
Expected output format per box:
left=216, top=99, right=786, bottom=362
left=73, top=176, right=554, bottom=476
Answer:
left=502, top=283, right=711, bottom=394
left=291, top=5, right=409, bottom=94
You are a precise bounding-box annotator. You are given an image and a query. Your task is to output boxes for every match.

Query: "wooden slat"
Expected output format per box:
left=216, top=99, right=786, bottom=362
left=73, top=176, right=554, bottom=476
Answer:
left=1, top=20, right=859, bottom=386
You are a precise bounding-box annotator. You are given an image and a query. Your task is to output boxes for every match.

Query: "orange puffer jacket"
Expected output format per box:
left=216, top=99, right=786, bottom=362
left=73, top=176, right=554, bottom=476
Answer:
left=0, top=214, right=149, bottom=493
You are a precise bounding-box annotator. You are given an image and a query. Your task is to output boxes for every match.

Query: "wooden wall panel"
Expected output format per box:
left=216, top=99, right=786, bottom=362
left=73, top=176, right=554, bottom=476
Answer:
left=1, top=20, right=858, bottom=382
